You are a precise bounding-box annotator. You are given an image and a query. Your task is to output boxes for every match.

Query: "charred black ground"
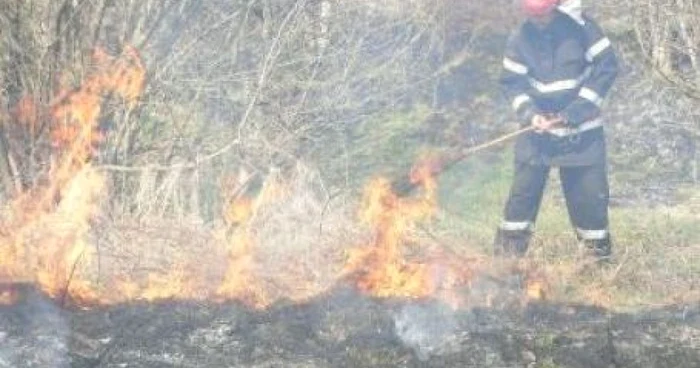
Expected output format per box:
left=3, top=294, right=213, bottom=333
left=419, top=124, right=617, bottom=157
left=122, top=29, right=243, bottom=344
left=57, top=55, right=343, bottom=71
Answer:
left=1, top=283, right=699, bottom=368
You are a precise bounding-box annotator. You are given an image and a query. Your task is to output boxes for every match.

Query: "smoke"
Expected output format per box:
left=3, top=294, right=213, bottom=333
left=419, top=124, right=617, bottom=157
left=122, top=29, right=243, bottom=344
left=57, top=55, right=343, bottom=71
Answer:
left=0, top=290, right=69, bottom=368
left=392, top=302, right=460, bottom=361
left=236, top=164, right=357, bottom=303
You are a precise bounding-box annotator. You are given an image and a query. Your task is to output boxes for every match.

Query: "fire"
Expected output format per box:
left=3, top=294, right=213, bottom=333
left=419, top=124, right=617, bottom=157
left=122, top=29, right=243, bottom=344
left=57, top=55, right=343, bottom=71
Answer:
left=524, top=271, right=549, bottom=301
left=0, top=45, right=146, bottom=306
left=12, top=96, right=40, bottom=137
left=0, top=42, right=547, bottom=309
left=343, top=160, right=475, bottom=305
left=344, top=176, right=433, bottom=298
left=0, top=284, right=19, bottom=305
left=33, top=167, right=106, bottom=303
left=215, top=187, right=270, bottom=309
left=91, top=46, right=146, bottom=108
left=51, top=45, right=145, bottom=153
left=139, top=267, right=200, bottom=302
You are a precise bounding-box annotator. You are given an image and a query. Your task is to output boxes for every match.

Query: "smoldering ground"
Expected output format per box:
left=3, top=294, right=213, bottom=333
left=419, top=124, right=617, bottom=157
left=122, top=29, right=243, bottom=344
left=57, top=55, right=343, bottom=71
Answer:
left=2, top=284, right=700, bottom=368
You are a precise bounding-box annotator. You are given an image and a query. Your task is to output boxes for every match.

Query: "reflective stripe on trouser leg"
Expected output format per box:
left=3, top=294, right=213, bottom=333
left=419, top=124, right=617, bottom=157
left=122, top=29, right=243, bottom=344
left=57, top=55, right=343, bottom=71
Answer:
left=495, top=163, right=550, bottom=255
left=575, top=228, right=608, bottom=240
left=500, top=220, right=533, bottom=231
left=560, top=163, right=611, bottom=256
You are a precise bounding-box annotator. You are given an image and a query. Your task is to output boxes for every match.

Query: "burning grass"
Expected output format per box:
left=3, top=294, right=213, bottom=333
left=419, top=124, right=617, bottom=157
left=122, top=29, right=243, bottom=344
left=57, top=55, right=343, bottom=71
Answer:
left=0, top=129, right=520, bottom=310
left=0, top=45, right=146, bottom=305
left=2, top=64, right=514, bottom=311
left=5, top=118, right=694, bottom=312
left=0, top=165, right=352, bottom=308
left=0, top=42, right=697, bottom=314
left=342, top=161, right=485, bottom=308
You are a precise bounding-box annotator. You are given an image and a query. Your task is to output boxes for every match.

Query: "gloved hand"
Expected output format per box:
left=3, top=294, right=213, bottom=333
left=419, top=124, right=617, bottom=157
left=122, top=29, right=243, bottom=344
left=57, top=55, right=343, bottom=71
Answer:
left=531, top=114, right=564, bottom=133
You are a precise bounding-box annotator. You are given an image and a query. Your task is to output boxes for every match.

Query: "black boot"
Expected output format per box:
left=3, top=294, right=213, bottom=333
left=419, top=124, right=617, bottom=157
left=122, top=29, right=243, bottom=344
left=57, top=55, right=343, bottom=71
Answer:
left=581, top=235, right=612, bottom=261
left=494, top=228, right=531, bottom=257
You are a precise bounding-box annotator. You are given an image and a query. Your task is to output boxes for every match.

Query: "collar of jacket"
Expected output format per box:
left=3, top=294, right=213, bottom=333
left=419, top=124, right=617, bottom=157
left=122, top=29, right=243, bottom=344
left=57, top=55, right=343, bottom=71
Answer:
left=524, top=10, right=569, bottom=35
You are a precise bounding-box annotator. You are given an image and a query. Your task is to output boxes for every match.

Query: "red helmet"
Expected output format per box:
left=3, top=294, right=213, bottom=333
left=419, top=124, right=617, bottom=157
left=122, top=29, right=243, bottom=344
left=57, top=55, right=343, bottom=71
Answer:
left=521, top=0, right=559, bottom=17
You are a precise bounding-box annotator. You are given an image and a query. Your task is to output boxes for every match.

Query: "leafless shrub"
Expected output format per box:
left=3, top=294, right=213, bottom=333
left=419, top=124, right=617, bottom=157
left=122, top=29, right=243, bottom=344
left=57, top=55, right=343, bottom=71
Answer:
left=624, top=0, right=700, bottom=98
left=593, top=0, right=700, bottom=187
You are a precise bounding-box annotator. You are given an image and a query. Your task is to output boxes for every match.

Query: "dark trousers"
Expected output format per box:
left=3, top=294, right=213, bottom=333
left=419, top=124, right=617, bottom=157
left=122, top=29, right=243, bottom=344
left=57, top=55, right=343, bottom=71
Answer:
left=494, top=161, right=612, bottom=257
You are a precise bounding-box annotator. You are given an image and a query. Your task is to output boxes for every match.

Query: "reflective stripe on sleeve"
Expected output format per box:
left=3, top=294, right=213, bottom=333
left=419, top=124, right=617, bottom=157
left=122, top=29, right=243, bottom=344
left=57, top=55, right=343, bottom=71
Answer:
left=503, top=57, right=528, bottom=75
left=512, top=94, right=531, bottom=111
left=528, top=78, right=581, bottom=93
left=585, top=37, right=612, bottom=62
left=548, top=118, right=603, bottom=137
left=528, top=68, right=591, bottom=94
left=579, top=87, right=603, bottom=107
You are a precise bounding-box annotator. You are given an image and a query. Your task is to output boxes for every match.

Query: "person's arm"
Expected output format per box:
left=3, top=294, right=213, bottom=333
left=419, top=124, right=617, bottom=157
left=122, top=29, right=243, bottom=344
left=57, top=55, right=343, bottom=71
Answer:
left=559, top=17, right=618, bottom=126
left=500, top=33, right=540, bottom=127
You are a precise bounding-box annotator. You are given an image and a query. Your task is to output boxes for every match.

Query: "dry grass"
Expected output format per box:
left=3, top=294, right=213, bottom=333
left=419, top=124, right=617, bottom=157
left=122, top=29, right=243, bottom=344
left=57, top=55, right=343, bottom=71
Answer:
left=4, top=150, right=698, bottom=312
left=87, top=163, right=361, bottom=305
left=432, top=175, right=700, bottom=310
left=432, top=159, right=700, bottom=311
left=524, top=197, right=700, bottom=310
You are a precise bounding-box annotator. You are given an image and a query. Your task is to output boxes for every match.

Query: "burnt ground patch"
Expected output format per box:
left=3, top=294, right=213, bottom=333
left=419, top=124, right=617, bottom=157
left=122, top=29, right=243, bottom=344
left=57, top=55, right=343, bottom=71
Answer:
left=0, top=285, right=699, bottom=368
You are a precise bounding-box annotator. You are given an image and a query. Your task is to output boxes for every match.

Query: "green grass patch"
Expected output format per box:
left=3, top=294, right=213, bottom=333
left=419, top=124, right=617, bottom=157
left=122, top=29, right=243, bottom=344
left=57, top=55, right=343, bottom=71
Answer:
left=428, top=151, right=700, bottom=311
left=433, top=151, right=513, bottom=252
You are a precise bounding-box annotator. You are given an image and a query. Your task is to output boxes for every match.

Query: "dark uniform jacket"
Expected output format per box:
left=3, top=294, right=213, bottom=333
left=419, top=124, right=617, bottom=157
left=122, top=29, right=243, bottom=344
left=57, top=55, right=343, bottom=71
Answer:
left=501, top=10, right=618, bottom=166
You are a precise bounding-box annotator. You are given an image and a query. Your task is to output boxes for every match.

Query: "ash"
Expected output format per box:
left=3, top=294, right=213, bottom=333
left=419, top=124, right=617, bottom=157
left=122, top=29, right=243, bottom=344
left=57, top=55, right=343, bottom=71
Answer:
left=0, top=285, right=699, bottom=367
left=0, top=287, right=69, bottom=368
left=393, top=302, right=460, bottom=360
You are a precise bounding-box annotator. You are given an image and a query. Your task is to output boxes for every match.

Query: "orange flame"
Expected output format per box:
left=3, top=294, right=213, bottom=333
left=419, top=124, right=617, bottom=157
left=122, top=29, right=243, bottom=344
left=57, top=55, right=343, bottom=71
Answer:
left=0, top=45, right=146, bottom=306
left=215, top=193, right=269, bottom=309
left=12, top=95, right=40, bottom=137
left=0, top=284, right=18, bottom=305
left=50, top=45, right=145, bottom=154
left=139, top=267, right=201, bottom=302
left=343, top=159, right=476, bottom=306
left=344, top=176, right=434, bottom=298
left=524, top=269, right=549, bottom=301
left=2, top=43, right=544, bottom=310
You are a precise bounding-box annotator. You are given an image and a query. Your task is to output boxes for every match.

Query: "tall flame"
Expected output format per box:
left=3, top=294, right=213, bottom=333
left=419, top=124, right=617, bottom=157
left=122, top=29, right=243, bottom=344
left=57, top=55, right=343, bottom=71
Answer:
left=0, top=44, right=546, bottom=309
left=215, top=188, right=269, bottom=309
left=343, top=160, right=475, bottom=305
left=0, top=45, right=146, bottom=305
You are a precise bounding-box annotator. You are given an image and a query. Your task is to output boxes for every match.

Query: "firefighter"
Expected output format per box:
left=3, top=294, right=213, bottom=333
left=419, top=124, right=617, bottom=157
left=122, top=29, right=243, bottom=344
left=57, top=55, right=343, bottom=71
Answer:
left=494, top=0, right=618, bottom=259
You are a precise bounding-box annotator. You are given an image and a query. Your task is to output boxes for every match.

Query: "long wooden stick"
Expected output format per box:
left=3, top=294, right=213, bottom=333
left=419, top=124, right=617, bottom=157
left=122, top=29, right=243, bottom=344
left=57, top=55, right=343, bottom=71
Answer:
left=439, top=126, right=534, bottom=171
left=392, top=126, right=534, bottom=195
left=460, top=126, right=533, bottom=155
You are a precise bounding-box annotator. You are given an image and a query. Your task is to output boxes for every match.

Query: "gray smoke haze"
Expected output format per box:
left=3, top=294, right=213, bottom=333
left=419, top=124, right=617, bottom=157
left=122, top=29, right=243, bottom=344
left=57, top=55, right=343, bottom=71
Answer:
left=392, top=302, right=460, bottom=361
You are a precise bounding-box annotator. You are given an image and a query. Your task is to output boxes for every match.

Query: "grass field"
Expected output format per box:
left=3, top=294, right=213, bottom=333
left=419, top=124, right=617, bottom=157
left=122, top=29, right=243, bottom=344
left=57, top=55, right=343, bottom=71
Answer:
left=429, top=151, right=700, bottom=311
